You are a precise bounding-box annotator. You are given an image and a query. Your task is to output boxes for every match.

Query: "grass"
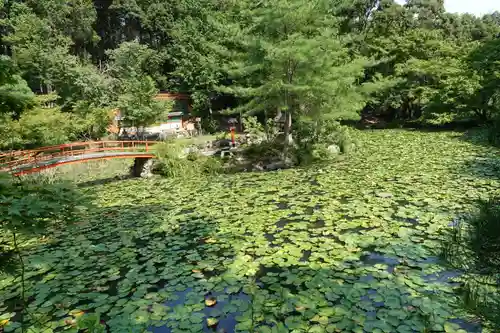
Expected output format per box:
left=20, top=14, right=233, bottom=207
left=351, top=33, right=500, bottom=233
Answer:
left=1, top=129, right=499, bottom=332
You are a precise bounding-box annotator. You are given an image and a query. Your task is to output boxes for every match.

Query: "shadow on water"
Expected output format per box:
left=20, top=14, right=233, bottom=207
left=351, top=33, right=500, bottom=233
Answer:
left=0, top=202, right=233, bottom=332
left=77, top=174, right=134, bottom=188
left=1, top=193, right=489, bottom=332
left=455, top=129, right=500, bottom=181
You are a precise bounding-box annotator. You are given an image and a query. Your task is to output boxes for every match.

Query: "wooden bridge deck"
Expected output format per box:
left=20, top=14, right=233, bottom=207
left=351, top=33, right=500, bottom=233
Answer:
left=0, top=141, right=160, bottom=176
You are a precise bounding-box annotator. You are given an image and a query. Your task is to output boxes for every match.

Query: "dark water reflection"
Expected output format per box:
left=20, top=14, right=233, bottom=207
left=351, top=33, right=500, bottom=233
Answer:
left=150, top=289, right=251, bottom=333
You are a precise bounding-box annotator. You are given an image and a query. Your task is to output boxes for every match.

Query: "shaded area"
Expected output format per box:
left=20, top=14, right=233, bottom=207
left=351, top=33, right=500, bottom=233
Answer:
left=77, top=175, right=134, bottom=188
left=10, top=152, right=155, bottom=175
left=442, top=197, right=500, bottom=331
left=1, top=130, right=500, bottom=332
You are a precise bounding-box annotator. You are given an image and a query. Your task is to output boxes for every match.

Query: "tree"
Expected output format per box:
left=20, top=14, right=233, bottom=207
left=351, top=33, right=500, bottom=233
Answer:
left=222, top=0, right=371, bottom=155
left=0, top=55, right=35, bottom=119
left=107, top=42, right=163, bottom=129
left=5, top=3, right=73, bottom=93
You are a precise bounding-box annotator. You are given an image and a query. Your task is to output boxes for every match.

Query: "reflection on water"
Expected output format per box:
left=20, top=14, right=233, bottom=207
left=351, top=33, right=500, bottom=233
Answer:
left=361, top=252, right=400, bottom=273
left=149, top=289, right=251, bottom=333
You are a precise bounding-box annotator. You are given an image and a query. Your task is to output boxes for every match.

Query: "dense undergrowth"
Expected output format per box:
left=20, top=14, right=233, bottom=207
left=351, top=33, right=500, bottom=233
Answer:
left=1, top=129, right=500, bottom=333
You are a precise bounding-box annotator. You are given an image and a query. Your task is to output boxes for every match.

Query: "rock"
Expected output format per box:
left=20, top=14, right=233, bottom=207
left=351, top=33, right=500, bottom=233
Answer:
left=264, top=162, right=285, bottom=171
left=264, top=158, right=294, bottom=171
left=183, top=146, right=199, bottom=154
left=327, top=144, right=341, bottom=155
left=252, top=163, right=265, bottom=171
left=220, top=150, right=233, bottom=158
left=216, top=139, right=232, bottom=148
left=140, top=159, right=154, bottom=178
left=130, top=158, right=154, bottom=178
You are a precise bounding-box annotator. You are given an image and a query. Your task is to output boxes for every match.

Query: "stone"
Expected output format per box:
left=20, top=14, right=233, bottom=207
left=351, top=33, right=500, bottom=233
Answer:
left=327, top=144, right=341, bottom=155
left=130, top=158, right=154, bottom=178
left=252, top=163, right=265, bottom=171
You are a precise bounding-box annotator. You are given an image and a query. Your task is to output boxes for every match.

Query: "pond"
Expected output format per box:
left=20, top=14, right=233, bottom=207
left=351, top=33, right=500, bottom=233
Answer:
left=0, top=129, right=498, bottom=332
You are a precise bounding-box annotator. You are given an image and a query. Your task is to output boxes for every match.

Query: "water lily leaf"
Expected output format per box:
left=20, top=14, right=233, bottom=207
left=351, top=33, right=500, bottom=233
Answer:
left=385, top=296, right=401, bottom=309
left=189, top=312, right=204, bottom=324
left=3, top=321, right=22, bottom=332
left=0, top=313, right=15, bottom=321
left=226, top=286, right=241, bottom=294
left=235, top=320, right=253, bottom=331
left=309, top=325, right=324, bottom=333
left=285, top=316, right=304, bottom=330
left=397, top=324, right=412, bottom=333
left=256, top=326, right=272, bottom=333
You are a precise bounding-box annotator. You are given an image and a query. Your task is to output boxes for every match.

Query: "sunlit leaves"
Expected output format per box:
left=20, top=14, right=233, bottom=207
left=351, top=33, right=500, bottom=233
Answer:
left=1, top=130, right=498, bottom=332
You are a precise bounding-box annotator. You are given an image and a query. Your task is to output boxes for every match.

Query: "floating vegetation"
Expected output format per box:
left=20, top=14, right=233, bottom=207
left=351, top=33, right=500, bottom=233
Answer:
left=1, top=130, right=499, bottom=332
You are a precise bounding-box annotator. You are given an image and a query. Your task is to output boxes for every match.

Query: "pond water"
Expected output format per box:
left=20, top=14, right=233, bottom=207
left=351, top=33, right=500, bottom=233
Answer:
left=1, top=130, right=498, bottom=332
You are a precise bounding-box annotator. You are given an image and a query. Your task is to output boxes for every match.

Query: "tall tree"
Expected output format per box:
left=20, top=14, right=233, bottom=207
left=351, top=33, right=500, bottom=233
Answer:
left=107, top=41, right=163, bottom=129
left=222, top=0, right=372, bottom=153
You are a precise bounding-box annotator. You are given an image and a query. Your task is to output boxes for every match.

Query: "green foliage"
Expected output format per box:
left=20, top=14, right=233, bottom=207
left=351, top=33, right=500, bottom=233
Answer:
left=72, top=104, right=114, bottom=140
left=486, top=119, right=500, bottom=147
left=77, top=313, right=106, bottom=333
left=221, top=0, right=372, bottom=150
left=2, top=0, right=500, bottom=143
left=1, top=130, right=499, bottom=331
left=0, top=107, right=89, bottom=149
left=241, top=140, right=284, bottom=163
left=294, top=118, right=353, bottom=164
left=16, top=108, right=78, bottom=148
left=107, top=42, right=163, bottom=127
left=442, top=198, right=500, bottom=330
left=0, top=173, right=84, bottom=233
left=0, top=56, right=35, bottom=118
left=5, top=2, right=73, bottom=91
left=242, top=116, right=265, bottom=141
left=201, top=118, right=219, bottom=134
left=154, top=141, right=223, bottom=178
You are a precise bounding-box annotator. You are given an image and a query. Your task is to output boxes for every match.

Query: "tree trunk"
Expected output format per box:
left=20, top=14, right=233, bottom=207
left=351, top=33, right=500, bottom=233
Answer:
left=282, top=111, right=292, bottom=157
left=264, top=110, right=269, bottom=140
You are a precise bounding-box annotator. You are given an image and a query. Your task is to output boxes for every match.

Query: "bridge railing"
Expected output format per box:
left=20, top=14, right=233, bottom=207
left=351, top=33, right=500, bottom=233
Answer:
left=0, top=141, right=160, bottom=172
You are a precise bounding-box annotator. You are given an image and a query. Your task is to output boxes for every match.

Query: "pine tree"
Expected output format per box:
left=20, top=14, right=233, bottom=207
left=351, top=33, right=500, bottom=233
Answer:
left=221, top=0, right=371, bottom=154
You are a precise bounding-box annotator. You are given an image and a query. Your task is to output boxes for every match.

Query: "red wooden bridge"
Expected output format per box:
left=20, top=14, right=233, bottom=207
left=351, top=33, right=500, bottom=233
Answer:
left=0, top=141, right=160, bottom=176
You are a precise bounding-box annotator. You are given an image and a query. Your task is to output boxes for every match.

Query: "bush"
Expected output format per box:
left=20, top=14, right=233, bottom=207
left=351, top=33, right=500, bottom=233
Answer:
left=242, top=116, right=264, bottom=141
left=17, top=108, right=78, bottom=148
left=73, top=103, right=114, bottom=140
left=241, top=139, right=284, bottom=163
left=153, top=141, right=223, bottom=178
left=201, top=118, right=219, bottom=134
left=294, top=117, right=354, bottom=165
left=0, top=108, right=83, bottom=150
